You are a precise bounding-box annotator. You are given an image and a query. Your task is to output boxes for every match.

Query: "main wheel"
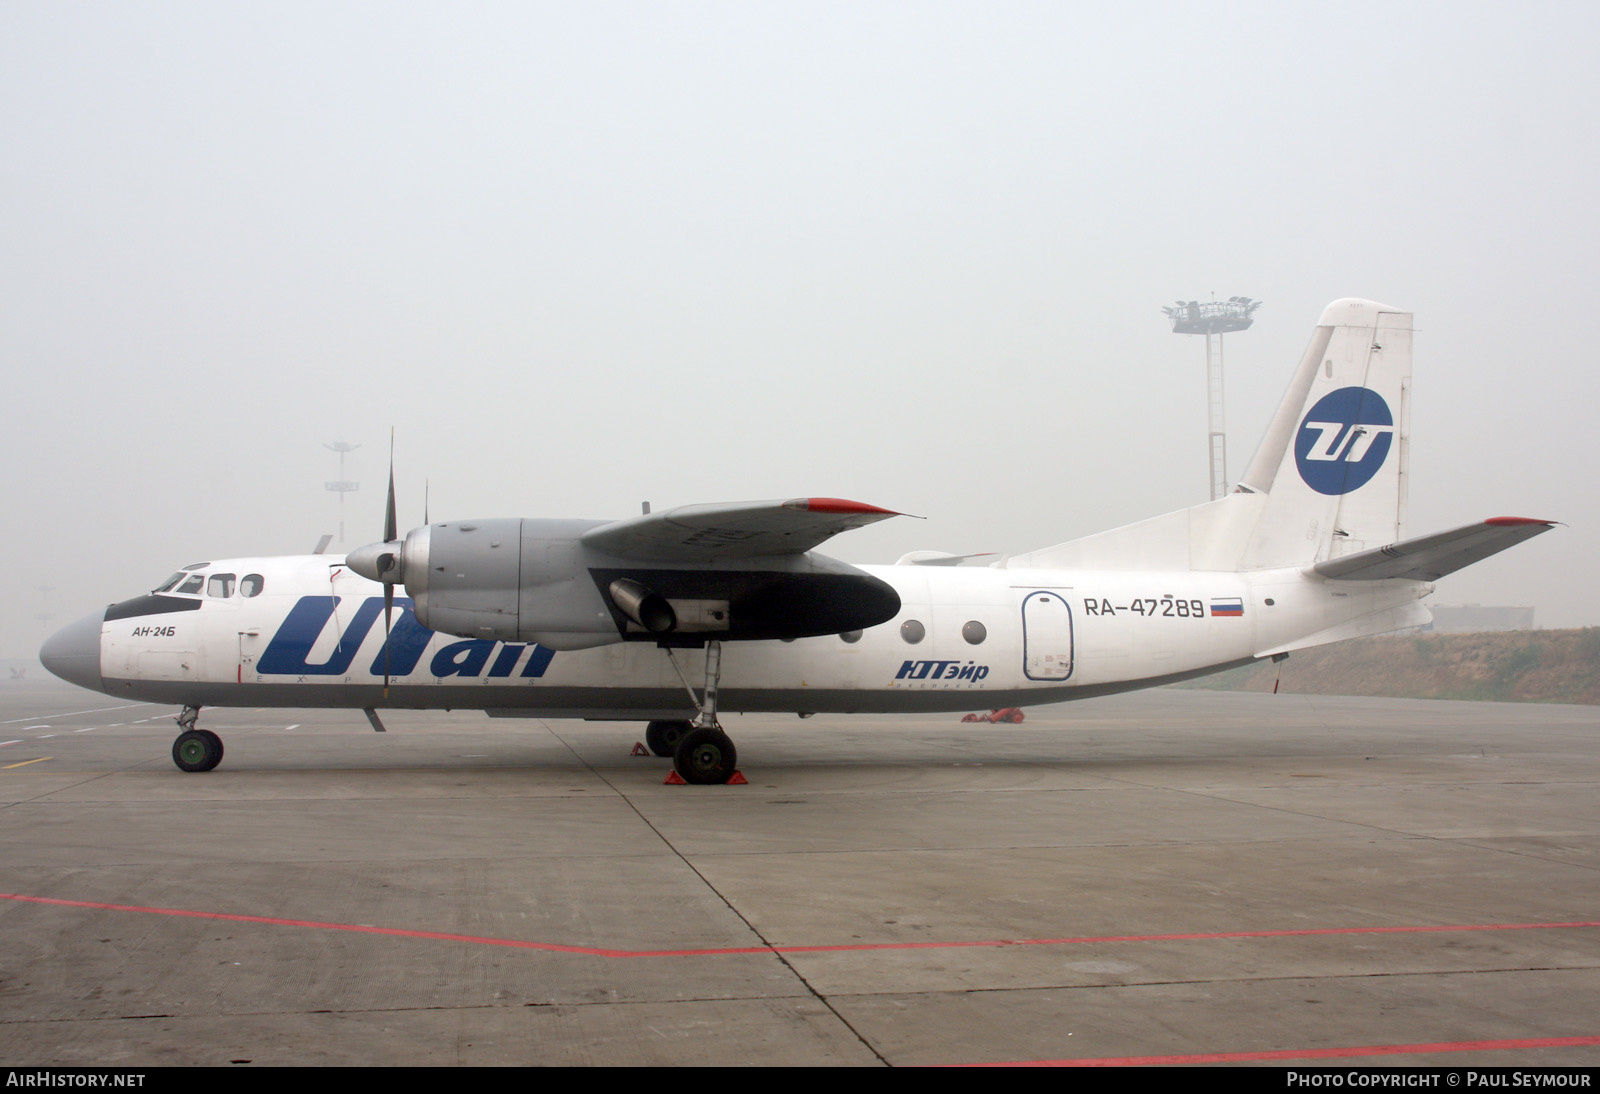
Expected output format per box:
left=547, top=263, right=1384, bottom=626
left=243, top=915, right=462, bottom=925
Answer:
left=172, top=729, right=223, bottom=773
left=672, top=727, right=738, bottom=785
left=645, top=719, right=692, bottom=758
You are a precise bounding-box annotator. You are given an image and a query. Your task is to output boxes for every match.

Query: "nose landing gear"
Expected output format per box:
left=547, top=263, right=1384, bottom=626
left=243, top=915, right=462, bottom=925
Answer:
left=171, top=705, right=223, bottom=772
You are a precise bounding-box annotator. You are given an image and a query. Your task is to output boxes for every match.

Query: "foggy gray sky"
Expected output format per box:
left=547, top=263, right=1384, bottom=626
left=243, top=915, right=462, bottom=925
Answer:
left=4, top=1, right=1595, bottom=660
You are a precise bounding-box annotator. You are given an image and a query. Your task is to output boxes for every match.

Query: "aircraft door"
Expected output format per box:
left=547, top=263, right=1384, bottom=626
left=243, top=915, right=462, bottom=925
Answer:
left=237, top=630, right=260, bottom=683
left=1021, top=590, right=1074, bottom=681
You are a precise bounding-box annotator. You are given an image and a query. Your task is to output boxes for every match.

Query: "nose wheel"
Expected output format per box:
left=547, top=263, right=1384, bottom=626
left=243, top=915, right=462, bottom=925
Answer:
left=173, top=728, right=224, bottom=772
left=171, top=706, right=223, bottom=772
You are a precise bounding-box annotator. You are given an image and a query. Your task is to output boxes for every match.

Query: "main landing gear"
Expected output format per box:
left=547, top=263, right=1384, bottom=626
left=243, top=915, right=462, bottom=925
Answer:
left=171, top=705, right=223, bottom=772
left=659, top=640, right=739, bottom=784
left=645, top=719, right=691, bottom=757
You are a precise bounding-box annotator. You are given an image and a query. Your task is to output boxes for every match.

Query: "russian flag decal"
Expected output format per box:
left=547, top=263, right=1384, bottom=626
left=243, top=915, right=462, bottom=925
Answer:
left=1210, top=597, right=1244, bottom=618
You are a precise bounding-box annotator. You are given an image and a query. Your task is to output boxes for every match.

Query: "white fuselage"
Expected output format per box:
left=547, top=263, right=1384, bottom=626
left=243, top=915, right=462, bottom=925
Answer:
left=86, top=554, right=1427, bottom=718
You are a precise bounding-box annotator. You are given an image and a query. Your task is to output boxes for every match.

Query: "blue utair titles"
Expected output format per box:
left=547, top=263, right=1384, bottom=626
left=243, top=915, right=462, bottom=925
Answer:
left=257, top=596, right=555, bottom=679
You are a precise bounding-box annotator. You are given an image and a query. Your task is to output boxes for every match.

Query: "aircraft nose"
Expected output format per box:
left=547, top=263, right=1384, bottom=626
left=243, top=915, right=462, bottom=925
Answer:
left=40, top=610, right=106, bottom=693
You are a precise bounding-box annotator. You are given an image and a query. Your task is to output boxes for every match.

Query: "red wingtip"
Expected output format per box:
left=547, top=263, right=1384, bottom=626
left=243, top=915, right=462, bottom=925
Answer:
left=784, top=497, right=900, bottom=516
left=1484, top=517, right=1556, bottom=526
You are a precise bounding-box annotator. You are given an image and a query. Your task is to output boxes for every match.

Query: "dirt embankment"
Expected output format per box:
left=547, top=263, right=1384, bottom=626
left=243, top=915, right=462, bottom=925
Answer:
left=1170, top=628, right=1600, bottom=705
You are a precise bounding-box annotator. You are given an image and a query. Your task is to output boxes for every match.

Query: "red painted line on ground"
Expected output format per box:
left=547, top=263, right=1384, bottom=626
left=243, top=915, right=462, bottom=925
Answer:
left=0, top=893, right=651, bottom=957
left=959, top=1034, right=1600, bottom=1066
left=3, top=891, right=1597, bottom=960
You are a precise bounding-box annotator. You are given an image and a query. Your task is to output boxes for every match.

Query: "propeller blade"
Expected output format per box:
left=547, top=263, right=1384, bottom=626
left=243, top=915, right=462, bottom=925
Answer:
left=383, top=430, right=398, bottom=544
left=383, top=584, right=393, bottom=697
left=382, top=429, right=397, bottom=698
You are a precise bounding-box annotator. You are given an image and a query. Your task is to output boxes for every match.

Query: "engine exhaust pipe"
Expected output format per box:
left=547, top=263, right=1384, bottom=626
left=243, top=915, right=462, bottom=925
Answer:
left=608, top=579, right=676, bottom=634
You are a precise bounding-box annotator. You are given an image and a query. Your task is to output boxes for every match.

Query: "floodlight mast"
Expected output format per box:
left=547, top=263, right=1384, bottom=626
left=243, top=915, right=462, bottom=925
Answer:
left=1161, top=296, right=1261, bottom=500
left=323, top=441, right=361, bottom=544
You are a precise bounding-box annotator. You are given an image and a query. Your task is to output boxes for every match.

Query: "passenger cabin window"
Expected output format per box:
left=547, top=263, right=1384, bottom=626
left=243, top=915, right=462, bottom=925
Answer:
left=208, top=574, right=236, bottom=598
left=240, top=574, right=264, bottom=597
left=176, top=574, right=204, bottom=595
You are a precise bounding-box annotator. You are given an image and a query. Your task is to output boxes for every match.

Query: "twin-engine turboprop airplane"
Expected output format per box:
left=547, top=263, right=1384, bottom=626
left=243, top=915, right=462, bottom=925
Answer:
left=41, top=299, right=1554, bottom=783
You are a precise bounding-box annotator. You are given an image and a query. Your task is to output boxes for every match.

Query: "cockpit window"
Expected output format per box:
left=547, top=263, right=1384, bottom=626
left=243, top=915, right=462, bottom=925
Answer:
left=154, top=572, right=185, bottom=593
left=240, top=574, right=264, bottom=597
left=207, top=574, right=236, bottom=598
left=176, top=574, right=204, bottom=595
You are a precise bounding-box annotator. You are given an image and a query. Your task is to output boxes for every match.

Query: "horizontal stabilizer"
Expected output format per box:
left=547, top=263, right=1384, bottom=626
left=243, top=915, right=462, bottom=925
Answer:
left=1312, top=518, right=1555, bottom=582
left=582, top=497, right=901, bottom=562
left=895, top=550, right=997, bottom=567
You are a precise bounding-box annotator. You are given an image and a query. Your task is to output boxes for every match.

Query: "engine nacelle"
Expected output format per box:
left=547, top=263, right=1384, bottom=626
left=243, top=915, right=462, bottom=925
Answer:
left=387, top=517, right=900, bottom=651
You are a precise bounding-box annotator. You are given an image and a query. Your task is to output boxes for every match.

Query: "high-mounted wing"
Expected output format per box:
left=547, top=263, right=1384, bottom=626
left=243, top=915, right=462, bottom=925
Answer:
left=1313, top=517, right=1556, bottom=582
left=581, top=497, right=902, bottom=562
left=346, top=497, right=907, bottom=649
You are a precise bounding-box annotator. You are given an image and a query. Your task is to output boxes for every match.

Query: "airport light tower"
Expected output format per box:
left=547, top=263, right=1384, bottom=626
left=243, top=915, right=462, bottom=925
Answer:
left=1162, top=295, right=1261, bottom=500
left=323, top=441, right=360, bottom=544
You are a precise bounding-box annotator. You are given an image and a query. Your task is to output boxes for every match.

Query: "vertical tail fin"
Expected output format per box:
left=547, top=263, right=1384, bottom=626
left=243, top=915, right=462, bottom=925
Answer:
left=1006, top=299, right=1412, bottom=574
left=1235, top=298, right=1411, bottom=569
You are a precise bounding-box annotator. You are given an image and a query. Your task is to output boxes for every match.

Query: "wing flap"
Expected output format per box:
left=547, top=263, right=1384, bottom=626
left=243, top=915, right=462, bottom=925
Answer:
left=581, top=497, right=901, bottom=562
left=1312, top=517, right=1555, bottom=582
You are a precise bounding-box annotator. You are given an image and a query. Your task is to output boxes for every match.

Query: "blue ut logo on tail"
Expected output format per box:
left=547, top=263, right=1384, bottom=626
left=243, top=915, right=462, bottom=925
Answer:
left=1295, top=387, right=1395, bottom=495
